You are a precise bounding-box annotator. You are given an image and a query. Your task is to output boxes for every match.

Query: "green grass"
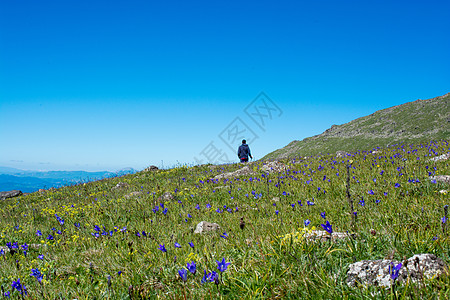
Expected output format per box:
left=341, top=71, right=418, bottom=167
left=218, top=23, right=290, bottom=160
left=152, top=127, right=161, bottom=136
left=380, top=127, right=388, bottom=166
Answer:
left=1, top=141, right=450, bottom=299
left=264, top=93, right=449, bottom=160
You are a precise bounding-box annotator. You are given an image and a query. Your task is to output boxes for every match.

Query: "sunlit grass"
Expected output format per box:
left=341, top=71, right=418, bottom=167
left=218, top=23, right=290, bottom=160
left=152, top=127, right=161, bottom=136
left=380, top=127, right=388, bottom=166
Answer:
left=1, top=141, right=449, bottom=298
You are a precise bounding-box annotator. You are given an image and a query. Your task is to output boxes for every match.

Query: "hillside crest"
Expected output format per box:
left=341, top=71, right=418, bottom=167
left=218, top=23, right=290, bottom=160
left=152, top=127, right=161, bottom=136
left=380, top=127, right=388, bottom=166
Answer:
left=264, top=93, right=450, bottom=160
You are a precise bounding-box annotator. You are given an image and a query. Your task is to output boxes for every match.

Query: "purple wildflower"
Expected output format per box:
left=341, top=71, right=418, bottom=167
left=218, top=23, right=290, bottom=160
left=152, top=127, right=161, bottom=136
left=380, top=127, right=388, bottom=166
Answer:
left=178, top=268, right=187, bottom=281
left=11, top=278, right=27, bottom=295
left=216, top=258, right=231, bottom=272
left=321, top=220, right=333, bottom=234
left=30, top=268, right=43, bottom=283
left=389, top=262, right=402, bottom=280
left=187, top=261, right=196, bottom=274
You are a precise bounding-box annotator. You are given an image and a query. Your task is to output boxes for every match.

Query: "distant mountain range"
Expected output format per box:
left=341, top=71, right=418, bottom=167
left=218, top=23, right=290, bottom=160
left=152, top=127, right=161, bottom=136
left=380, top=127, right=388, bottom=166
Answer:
left=0, top=167, right=137, bottom=193
left=263, top=92, right=450, bottom=160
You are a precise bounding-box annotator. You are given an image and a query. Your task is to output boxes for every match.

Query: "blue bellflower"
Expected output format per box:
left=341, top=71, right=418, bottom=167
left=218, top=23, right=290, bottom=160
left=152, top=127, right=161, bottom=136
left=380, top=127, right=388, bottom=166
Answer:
left=11, top=278, right=27, bottom=295
left=178, top=269, right=187, bottom=281
left=321, top=221, right=333, bottom=234
left=202, top=270, right=218, bottom=284
left=389, top=262, right=402, bottom=280
left=187, top=261, right=196, bottom=274
left=30, top=268, right=43, bottom=283
left=216, top=258, right=231, bottom=272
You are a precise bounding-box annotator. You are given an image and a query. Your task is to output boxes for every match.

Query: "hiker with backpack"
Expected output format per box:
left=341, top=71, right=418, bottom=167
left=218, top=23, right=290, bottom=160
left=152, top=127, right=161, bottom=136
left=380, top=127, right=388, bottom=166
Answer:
left=238, top=139, right=252, bottom=163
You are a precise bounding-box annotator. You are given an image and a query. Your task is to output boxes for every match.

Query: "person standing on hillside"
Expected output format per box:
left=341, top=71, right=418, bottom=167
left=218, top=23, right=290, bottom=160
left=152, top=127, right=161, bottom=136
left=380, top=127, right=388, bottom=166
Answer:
left=238, top=139, right=252, bottom=163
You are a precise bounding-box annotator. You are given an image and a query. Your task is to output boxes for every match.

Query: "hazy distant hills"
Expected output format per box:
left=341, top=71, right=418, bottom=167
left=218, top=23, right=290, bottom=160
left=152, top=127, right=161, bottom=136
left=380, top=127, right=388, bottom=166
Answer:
left=263, top=93, right=450, bottom=160
left=0, top=167, right=137, bottom=193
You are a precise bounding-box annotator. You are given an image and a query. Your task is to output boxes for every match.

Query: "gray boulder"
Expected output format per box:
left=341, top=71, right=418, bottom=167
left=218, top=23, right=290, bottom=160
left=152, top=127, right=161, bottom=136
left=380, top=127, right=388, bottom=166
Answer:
left=347, top=259, right=397, bottom=288
left=404, top=254, right=447, bottom=282
left=347, top=254, right=447, bottom=288
left=194, top=221, right=220, bottom=234
left=212, top=161, right=287, bottom=180
left=144, top=165, right=159, bottom=172
left=112, top=182, right=130, bottom=190
left=430, top=153, right=450, bottom=162
left=261, top=161, right=286, bottom=173
left=213, top=166, right=252, bottom=180
left=124, top=191, right=142, bottom=199
left=158, top=192, right=174, bottom=201
left=336, top=150, right=349, bottom=158
left=0, top=190, right=23, bottom=200
left=304, top=230, right=353, bottom=242
left=431, top=175, right=450, bottom=184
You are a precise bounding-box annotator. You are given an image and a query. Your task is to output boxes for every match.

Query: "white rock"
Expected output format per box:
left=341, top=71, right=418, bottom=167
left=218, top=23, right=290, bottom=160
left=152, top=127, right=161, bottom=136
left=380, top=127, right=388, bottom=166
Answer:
left=431, top=175, right=450, bottom=184
left=347, top=254, right=447, bottom=288
left=429, top=153, right=450, bottom=162
left=194, top=221, right=220, bottom=234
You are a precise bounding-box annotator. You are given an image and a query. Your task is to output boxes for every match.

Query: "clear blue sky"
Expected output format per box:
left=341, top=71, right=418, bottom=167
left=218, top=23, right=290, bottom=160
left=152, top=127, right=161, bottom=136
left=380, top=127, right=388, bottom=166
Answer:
left=1, top=0, right=449, bottom=171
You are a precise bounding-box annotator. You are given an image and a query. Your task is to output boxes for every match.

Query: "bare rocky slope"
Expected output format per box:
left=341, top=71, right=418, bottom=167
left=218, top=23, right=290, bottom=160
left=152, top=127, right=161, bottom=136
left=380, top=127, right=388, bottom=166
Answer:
left=263, top=93, right=450, bottom=160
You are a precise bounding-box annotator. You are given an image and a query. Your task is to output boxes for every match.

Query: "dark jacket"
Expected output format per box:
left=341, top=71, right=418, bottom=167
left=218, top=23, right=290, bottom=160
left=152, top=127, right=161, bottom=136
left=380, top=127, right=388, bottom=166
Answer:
left=238, top=144, right=252, bottom=159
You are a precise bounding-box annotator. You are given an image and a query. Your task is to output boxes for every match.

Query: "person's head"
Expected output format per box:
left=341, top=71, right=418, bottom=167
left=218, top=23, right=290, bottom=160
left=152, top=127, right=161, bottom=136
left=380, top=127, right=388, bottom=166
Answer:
left=242, top=139, right=246, bottom=144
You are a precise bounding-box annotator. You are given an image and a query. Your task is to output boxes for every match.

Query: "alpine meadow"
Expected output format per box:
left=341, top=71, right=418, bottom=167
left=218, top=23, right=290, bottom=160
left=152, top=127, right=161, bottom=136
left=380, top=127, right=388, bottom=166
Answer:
left=2, top=0, right=450, bottom=298
left=1, top=93, right=450, bottom=298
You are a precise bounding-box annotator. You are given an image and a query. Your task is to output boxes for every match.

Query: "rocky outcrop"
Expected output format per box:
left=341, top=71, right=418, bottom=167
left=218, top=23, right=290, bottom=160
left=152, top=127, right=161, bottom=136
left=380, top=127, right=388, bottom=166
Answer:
left=431, top=175, right=450, bottom=184
left=336, top=151, right=350, bottom=158
left=261, top=161, right=286, bottom=173
left=430, top=153, right=450, bottom=162
left=112, top=182, right=130, bottom=190
left=347, top=254, right=447, bottom=288
left=157, top=192, right=174, bottom=201
left=124, top=192, right=142, bottom=199
left=194, top=221, right=220, bottom=234
left=213, top=166, right=252, bottom=180
left=212, top=161, right=287, bottom=180
left=347, top=259, right=400, bottom=288
left=144, top=165, right=159, bottom=172
left=0, top=190, right=23, bottom=200
left=304, top=230, right=354, bottom=242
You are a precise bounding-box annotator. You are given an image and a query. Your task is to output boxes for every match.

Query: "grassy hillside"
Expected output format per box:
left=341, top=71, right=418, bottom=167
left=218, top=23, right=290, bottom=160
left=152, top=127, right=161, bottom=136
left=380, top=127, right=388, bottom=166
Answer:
left=263, top=93, right=450, bottom=160
left=0, top=140, right=449, bottom=298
